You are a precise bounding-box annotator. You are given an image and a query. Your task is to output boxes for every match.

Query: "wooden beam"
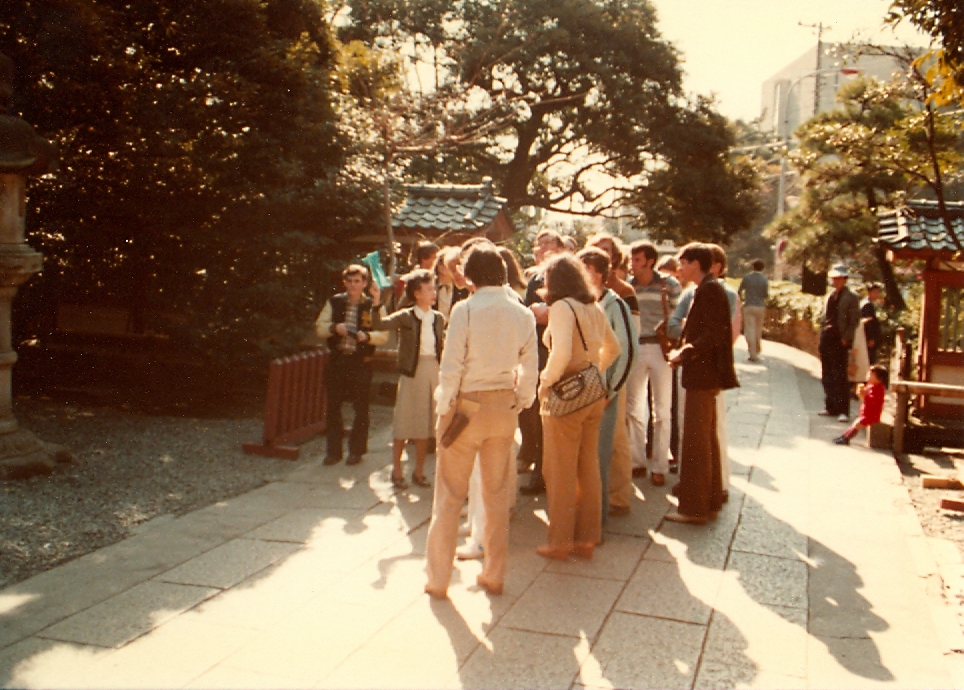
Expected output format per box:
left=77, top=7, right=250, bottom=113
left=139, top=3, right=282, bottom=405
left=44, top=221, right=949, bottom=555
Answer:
left=892, top=381, right=964, bottom=398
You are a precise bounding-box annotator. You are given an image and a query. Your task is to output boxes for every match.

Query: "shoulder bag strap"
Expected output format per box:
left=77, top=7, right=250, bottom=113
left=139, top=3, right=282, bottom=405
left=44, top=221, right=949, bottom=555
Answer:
left=613, top=298, right=634, bottom=391
left=563, top=299, right=589, bottom=353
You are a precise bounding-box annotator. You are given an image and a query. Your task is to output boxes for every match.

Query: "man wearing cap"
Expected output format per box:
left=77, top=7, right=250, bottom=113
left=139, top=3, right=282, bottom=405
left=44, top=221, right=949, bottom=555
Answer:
left=819, top=265, right=861, bottom=422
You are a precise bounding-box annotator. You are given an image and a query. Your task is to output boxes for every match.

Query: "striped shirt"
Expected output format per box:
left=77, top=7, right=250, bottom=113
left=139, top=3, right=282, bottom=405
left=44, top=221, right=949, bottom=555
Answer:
left=632, top=272, right=681, bottom=338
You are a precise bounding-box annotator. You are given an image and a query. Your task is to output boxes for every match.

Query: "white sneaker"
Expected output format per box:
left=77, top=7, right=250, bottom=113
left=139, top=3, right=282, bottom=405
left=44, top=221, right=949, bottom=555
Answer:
left=837, top=414, right=849, bottom=423
left=456, top=543, right=484, bottom=560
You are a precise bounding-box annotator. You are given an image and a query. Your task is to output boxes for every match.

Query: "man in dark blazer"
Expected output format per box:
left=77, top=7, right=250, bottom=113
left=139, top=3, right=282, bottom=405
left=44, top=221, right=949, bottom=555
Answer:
left=666, top=243, right=739, bottom=525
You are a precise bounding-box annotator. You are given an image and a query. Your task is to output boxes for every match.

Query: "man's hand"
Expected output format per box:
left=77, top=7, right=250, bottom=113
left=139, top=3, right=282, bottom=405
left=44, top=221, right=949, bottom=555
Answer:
left=356, top=331, right=369, bottom=343
left=530, top=303, right=549, bottom=326
left=667, top=343, right=691, bottom=366
left=334, top=323, right=348, bottom=337
left=369, top=283, right=381, bottom=306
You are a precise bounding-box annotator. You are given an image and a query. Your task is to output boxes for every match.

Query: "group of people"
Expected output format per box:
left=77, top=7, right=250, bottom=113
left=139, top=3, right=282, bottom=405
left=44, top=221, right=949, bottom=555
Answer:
left=315, top=231, right=756, bottom=599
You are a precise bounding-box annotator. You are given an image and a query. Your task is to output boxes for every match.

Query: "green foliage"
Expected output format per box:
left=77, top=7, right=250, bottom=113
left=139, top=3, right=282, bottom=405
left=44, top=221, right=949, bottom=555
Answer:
left=632, top=103, right=764, bottom=245
left=887, top=0, right=964, bottom=106
left=765, top=71, right=964, bottom=274
left=765, top=281, right=825, bottom=331
left=336, top=0, right=759, bottom=242
left=2, top=0, right=381, bottom=363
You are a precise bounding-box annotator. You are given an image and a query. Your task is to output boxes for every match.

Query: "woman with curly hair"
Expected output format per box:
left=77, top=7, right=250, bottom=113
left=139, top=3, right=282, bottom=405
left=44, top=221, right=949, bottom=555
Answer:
left=536, top=254, right=619, bottom=560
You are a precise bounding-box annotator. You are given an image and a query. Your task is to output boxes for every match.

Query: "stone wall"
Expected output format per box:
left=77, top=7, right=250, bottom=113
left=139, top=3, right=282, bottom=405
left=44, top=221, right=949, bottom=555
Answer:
left=763, top=308, right=820, bottom=358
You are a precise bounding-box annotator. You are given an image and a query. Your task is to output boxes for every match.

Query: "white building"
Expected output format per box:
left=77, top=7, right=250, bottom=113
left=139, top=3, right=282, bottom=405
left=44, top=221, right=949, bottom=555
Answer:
left=760, top=42, right=915, bottom=138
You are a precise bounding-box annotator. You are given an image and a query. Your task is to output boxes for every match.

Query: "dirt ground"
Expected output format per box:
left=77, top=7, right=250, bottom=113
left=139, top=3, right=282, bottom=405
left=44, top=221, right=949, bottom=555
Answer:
left=898, top=447, right=964, bottom=636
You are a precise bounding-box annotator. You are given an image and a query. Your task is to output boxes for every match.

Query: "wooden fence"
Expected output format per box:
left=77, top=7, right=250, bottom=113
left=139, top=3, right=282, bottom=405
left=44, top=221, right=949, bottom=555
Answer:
left=243, top=351, right=328, bottom=460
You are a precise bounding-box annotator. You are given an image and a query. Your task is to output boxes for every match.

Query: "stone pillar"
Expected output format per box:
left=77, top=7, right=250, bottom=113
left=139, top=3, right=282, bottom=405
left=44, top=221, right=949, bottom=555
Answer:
left=0, top=54, right=69, bottom=479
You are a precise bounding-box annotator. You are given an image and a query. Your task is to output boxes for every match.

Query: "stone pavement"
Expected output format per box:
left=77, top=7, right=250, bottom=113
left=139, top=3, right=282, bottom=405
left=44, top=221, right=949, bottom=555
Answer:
left=1, top=340, right=963, bottom=689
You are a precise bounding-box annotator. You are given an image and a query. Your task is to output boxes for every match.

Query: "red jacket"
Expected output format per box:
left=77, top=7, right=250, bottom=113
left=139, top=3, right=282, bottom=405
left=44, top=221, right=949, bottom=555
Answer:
left=857, top=382, right=885, bottom=426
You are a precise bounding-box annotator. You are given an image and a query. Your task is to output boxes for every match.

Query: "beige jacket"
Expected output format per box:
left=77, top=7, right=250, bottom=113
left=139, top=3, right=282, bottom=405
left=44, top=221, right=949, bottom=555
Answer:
left=540, top=298, right=620, bottom=396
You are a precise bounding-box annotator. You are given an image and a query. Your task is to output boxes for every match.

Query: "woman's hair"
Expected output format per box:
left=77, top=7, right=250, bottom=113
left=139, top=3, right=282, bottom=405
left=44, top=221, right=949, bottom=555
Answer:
left=657, top=255, right=679, bottom=274
left=434, top=246, right=459, bottom=278
left=577, top=246, right=610, bottom=283
left=498, top=247, right=527, bottom=291
left=463, top=246, right=507, bottom=287
left=543, top=253, right=596, bottom=305
left=404, top=268, right=434, bottom=302
left=586, top=232, right=625, bottom=269
left=414, top=241, right=439, bottom=265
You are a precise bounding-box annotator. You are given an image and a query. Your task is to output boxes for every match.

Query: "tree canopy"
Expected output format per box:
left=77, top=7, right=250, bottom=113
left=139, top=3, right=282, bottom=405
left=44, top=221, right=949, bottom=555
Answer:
left=887, top=0, right=964, bottom=105
left=766, top=65, right=964, bottom=273
left=336, top=0, right=759, bottom=243
left=2, top=0, right=377, bottom=360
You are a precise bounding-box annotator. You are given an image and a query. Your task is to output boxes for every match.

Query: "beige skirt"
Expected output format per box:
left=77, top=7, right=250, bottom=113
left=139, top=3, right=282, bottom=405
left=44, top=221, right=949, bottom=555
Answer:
left=393, top=356, right=440, bottom=440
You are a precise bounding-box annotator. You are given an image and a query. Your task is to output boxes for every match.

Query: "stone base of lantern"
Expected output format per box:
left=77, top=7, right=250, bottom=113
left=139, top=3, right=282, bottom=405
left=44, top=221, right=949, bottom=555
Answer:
left=0, top=427, right=72, bottom=480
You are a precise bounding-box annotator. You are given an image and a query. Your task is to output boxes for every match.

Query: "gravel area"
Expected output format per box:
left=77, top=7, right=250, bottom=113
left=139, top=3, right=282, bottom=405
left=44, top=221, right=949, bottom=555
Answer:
left=900, top=449, right=964, bottom=552
left=0, top=398, right=391, bottom=589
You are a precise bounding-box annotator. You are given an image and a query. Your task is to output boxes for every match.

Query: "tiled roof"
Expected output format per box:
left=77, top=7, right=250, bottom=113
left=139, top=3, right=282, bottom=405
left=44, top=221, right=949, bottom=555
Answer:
left=877, top=200, right=964, bottom=254
left=392, top=178, right=508, bottom=233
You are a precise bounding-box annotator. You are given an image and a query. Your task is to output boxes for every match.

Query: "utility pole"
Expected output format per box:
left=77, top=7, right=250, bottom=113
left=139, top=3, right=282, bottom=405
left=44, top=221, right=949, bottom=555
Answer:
left=799, top=22, right=831, bottom=118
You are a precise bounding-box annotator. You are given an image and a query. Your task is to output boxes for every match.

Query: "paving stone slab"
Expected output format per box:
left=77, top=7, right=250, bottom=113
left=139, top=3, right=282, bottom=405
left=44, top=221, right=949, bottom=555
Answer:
left=731, top=509, right=809, bottom=562
left=458, top=626, right=586, bottom=690
left=36, top=581, right=219, bottom=649
left=499, top=572, right=623, bottom=639
left=221, top=599, right=389, bottom=683
left=545, top=533, right=647, bottom=582
left=723, top=552, right=807, bottom=610
left=158, top=538, right=300, bottom=590
left=245, top=508, right=366, bottom=544
left=0, top=530, right=224, bottom=650
left=807, top=634, right=950, bottom=689
left=582, top=611, right=705, bottom=689
left=616, top=559, right=722, bottom=625
left=184, top=662, right=317, bottom=690
left=81, top=615, right=259, bottom=689
left=191, top=555, right=342, bottom=631
left=0, top=636, right=109, bottom=688
left=698, top=602, right=807, bottom=685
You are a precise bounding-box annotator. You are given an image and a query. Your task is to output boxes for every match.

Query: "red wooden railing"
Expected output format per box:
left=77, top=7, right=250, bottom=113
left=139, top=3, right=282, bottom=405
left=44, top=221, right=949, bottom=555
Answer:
left=243, top=350, right=328, bottom=460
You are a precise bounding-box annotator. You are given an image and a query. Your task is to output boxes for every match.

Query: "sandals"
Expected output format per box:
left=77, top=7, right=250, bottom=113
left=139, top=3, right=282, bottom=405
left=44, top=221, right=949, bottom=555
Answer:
left=391, top=473, right=408, bottom=489
left=411, top=473, right=431, bottom=488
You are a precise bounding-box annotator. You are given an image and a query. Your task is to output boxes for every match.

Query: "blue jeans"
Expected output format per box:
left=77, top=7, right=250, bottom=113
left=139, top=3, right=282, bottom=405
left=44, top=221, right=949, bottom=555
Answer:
left=597, top=393, right=620, bottom=526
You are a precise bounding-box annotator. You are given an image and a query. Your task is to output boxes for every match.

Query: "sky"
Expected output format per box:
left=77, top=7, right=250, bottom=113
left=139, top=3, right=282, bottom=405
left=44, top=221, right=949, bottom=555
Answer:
left=651, top=0, right=931, bottom=122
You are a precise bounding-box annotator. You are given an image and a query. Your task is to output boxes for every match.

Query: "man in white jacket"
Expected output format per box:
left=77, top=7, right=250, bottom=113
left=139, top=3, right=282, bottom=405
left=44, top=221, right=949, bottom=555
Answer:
left=425, top=246, right=538, bottom=599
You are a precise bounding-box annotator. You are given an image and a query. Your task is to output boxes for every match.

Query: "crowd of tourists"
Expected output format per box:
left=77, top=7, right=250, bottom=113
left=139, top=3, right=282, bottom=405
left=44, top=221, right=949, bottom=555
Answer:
left=315, top=230, right=761, bottom=600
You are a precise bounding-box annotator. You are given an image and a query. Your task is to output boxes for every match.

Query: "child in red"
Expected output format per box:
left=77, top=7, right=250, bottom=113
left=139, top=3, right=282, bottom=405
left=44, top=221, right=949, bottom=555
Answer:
left=834, top=364, right=888, bottom=445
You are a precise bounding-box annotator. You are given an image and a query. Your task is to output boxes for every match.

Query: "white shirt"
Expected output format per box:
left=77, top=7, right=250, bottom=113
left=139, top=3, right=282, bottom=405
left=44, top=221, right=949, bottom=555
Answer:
left=434, top=286, right=538, bottom=416
left=413, top=305, right=436, bottom=356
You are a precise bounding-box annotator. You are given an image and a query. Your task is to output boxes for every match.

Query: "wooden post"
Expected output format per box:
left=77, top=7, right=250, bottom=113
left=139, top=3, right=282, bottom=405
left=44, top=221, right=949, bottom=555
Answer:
left=893, top=388, right=908, bottom=457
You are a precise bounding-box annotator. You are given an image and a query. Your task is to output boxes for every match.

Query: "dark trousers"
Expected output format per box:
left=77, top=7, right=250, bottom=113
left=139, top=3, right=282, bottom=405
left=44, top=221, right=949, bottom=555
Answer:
left=677, top=388, right=724, bottom=518
left=518, top=396, right=544, bottom=484
left=819, top=332, right=851, bottom=416
left=325, top=353, right=373, bottom=458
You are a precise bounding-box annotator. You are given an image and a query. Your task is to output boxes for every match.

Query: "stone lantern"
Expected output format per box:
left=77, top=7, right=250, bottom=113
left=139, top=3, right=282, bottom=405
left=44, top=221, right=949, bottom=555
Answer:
left=0, top=53, right=69, bottom=479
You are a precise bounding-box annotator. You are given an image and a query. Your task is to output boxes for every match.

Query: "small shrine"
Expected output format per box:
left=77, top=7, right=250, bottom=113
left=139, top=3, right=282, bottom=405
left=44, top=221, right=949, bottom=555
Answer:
left=876, top=199, right=964, bottom=453
left=390, top=177, right=514, bottom=248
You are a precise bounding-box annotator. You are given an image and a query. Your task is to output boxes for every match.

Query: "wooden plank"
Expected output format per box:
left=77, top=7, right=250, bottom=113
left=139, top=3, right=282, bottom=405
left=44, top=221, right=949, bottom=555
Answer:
left=940, top=498, right=964, bottom=512
left=242, top=441, right=300, bottom=460
left=922, top=477, right=964, bottom=490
